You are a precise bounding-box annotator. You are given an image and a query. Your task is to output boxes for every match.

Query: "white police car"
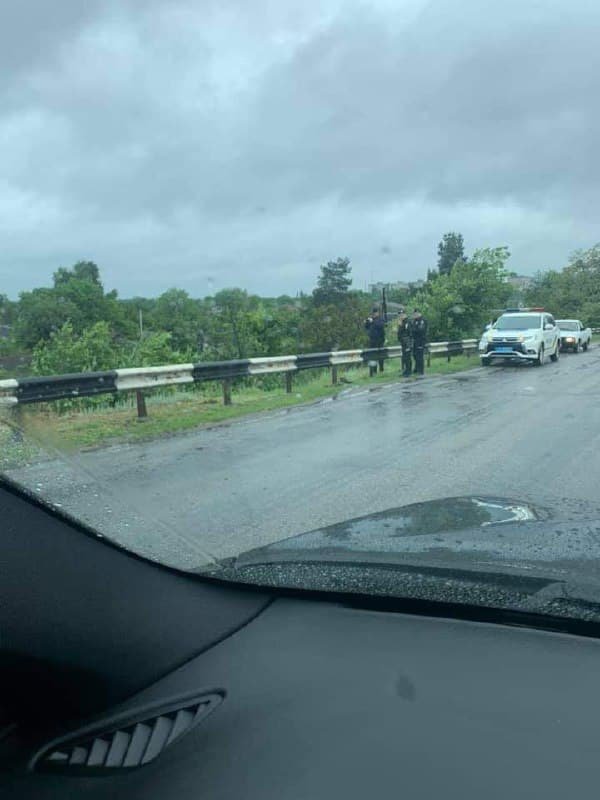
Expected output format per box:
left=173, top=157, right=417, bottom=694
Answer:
left=479, top=309, right=560, bottom=366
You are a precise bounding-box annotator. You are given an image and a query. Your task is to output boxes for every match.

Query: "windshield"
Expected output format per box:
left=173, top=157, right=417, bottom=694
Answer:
left=2, top=0, right=600, bottom=627
left=557, top=321, right=578, bottom=330
left=494, top=315, right=541, bottom=331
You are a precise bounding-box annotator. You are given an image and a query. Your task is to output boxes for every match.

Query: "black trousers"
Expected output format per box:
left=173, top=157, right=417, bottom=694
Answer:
left=401, top=345, right=412, bottom=375
left=413, top=344, right=425, bottom=374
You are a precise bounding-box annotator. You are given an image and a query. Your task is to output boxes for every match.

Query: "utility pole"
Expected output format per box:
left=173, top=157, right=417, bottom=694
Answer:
left=138, top=308, right=143, bottom=339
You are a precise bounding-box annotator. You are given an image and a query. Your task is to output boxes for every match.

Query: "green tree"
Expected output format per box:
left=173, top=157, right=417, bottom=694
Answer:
left=415, top=247, right=511, bottom=340
left=211, top=288, right=263, bottom=359
left=31, top=321, right=120, bottom=375
left=14, top=288, right=80, bottom=349
left=150, top=288, right=205, bottom=352
left=254, top=305, right=302, bottom=356
left=123, top=331, right=187, bottom=367
left=312, top=257, right=352, bottom=306
left=437, top=232, right=465, bottom=276
left=0, top=294, right=17, bottom=326
left=14, top=261, right=128, bottom=347
left=300, top=293, right=371, bottom=351
left=118, top=297, right=158, bottom=341
left=525, top=244, right=600, bottom=327
left=53, top=260, right=102, bottom=287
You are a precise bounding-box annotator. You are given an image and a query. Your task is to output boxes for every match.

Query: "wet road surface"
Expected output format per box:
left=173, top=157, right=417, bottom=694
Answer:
left=7, top=348, right=600, bottom=569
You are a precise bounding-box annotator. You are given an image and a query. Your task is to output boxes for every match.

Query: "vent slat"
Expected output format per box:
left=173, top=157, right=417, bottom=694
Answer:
left=69, top=747, right=88, bottom=765
left=87, top=738, right=110, bottom=766
left=165, top=708, right=196, bottom=746
left=122, top=722, right=153, bottom=768
left=47, top=751, right=69, bottom=763
left=105, top=730, right=131, bottom=767
left=141, top=716, right=174, bottom=764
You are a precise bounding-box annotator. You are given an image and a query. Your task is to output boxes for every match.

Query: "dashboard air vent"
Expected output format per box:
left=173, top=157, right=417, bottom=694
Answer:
left=34, top=692, right=223, bottom=773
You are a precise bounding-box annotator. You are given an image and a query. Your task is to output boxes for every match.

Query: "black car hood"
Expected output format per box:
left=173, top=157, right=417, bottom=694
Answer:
left=217, top=497, right=600, bottom=612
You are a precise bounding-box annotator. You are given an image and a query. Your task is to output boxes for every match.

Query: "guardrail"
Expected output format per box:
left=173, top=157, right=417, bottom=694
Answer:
left=0, top=339, right=479, bottom=417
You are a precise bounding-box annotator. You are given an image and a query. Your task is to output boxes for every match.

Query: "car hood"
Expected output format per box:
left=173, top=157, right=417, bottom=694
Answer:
left=214, top=497, right=600, bottom=615
left=490, top=329, right=539, bottom=337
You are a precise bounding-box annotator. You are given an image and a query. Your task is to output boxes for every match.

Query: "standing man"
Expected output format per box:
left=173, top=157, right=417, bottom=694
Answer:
left=397, top=308, right=413, bottom=377
left=412, top=308, right=428, bottom=377
left=365, top=306, right=386, bottom=372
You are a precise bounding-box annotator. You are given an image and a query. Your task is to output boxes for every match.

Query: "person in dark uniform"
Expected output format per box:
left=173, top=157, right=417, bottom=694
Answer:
left=365, top=307, right=386, bottom=372
left=412, top=308, right=428, bottom=376
left=397, top=309, right=413, bottom=377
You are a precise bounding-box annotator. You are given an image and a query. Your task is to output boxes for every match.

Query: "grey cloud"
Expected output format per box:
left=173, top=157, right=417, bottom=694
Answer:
left=0, top=0, right=599, bottom=296
left=243, top=0, right=600, bottom=213
left=0, top=1, right=104, bottom=79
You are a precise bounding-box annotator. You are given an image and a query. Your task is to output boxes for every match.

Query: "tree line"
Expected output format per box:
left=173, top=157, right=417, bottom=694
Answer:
left=523, top=245, right=600, bottom=327
left=1, top=236, right=597, bottom=377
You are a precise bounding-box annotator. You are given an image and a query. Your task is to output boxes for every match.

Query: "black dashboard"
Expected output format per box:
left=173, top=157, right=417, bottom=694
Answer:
left=2, top=478, right=599, bottom=799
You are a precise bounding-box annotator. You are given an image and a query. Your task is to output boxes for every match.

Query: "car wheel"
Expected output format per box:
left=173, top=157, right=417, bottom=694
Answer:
left=535, top=345, right=545, bottom=366
left=573, top=342, right=580, bottom=353
left=583, top=341, right=589, bottom=352
left=480, top=358, right=491, bottom=366
left=550, top=341, right=559, bottom=362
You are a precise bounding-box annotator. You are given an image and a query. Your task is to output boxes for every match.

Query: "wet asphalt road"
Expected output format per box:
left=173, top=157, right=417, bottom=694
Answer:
left=8, top=347, right=600, bottom=569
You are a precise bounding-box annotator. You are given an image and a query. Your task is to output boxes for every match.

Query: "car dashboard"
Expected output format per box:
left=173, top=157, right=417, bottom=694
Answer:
left=2, top=479, right=599, bottom=799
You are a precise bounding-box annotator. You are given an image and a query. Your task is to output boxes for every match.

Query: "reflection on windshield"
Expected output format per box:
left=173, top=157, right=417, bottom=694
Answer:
left=231, top=497, right=542, bottom=561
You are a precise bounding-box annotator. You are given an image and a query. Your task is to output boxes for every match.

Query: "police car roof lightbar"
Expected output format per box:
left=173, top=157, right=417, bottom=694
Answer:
left=503, top=307, right=545, bottom=313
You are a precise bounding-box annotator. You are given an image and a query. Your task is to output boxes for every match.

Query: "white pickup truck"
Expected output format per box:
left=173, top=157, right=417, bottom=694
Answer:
left=556, top=319, right=591, bottom=353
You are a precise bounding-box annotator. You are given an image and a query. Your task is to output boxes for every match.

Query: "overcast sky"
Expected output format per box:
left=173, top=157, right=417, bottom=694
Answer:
left=1, top=0, right=599, bottom=298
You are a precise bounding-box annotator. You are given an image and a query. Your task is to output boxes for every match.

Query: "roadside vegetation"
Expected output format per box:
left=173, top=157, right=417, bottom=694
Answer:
left=2, top=234, right=598, bottom=454
left=1, top=233, right=515, bottom=383
left=2, top=356, right=476, bottom=455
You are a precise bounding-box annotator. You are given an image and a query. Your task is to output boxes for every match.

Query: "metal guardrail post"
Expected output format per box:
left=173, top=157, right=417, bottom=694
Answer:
left=136, top=390, right=148, bottom=421
left=222, top=380, right=232, bottom=406
left=331, top=366, right=338, bottom=385
left=285, top=372, right=293, bottom=394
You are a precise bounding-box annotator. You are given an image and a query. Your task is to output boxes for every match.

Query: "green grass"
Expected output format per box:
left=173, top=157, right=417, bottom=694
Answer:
left=9, top=354, right=478, bottom=454
left=0, top=417, right=46, bottom=471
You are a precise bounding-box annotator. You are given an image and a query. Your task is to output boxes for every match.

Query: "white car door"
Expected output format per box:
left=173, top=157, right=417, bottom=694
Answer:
left=544, top=315, right=557, bottom=353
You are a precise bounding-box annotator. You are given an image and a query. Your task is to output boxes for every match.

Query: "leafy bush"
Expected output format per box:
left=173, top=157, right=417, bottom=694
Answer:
left=32, top=322, right=121, bottom=375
